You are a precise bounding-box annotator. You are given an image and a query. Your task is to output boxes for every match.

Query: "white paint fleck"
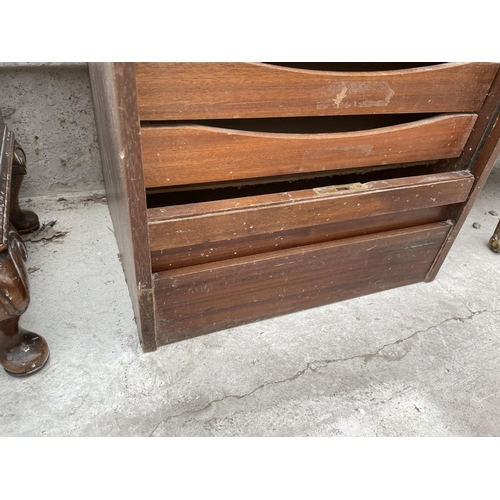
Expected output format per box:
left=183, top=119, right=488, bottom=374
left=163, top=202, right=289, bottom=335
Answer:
left=333, top=86, right=348, bottom=108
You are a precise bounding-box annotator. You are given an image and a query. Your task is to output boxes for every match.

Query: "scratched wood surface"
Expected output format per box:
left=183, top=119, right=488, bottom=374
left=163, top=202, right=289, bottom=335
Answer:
left=153, top=222, right=452, bottom=344
left=148, top=171, right=473, bottom=271
left=151, top=206, right=453, bottom=273
left=427, top=110, right=500, bottom=280
left=89, top=63, right=157, bottom=352
left=0, top=115, right=13, bottom=253
left=141, top=115, right=476, bottom=188
left=135, top=62, right=499, bottom=120
left=90, top=62, right=499, bottom=350
left=451, top=67, right=500, bottom=171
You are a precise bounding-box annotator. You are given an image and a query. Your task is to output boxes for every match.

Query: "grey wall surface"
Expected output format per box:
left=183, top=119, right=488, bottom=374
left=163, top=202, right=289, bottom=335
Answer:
left=0, top=62, right=104, bottom=197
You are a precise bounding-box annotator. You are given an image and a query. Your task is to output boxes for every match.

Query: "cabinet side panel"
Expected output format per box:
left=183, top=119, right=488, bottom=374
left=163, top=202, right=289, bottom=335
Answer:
left=426, top=113, right=500, bottom=281
left=89, top=62, right=156, bottom=352
left=452, top=67, right=500, bottom=171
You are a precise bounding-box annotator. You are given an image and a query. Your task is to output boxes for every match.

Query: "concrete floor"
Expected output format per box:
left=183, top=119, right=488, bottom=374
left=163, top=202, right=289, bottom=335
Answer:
left=2, top=167, right=500, bottom=437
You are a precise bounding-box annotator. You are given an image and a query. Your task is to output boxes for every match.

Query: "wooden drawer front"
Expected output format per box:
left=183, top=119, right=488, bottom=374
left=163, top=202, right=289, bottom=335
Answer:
left=142, top=115, right=476, bottom=188
left=135, top=62, right=499, bottom=120
left=153, top=222, right=452, bottom=344
left=148, top=171, right=473, bottom=272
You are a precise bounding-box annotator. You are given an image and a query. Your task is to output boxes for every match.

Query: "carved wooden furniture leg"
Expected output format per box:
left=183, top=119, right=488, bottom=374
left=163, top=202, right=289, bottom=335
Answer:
left=489, top=220, right=500, bottom=252
left=0, top=228, right=49, bottom=376
left=0, top=111, right=49, bottom=376
left=10, top=141, right=40, bottom=234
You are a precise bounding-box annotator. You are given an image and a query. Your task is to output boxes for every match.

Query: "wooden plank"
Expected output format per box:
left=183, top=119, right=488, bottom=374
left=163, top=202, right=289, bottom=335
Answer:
left=136, top=62, right=499, bottom=120
left=426, top=113, right=500, bottom=281
left=141, top=115, right=477, bottom=188
left=151, top=205, right=452, bottom=272
left=148, top=171, right=473, bottom=271
left=0, top=117, right=13, bottom=253
left=89, top=63, right=157, bottom=352
left=153, top=222, right=452, bottom=345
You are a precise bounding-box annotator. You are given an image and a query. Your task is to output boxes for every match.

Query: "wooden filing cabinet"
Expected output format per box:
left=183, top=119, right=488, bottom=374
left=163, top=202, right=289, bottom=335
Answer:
left=89, top=63, right=500, bottom=352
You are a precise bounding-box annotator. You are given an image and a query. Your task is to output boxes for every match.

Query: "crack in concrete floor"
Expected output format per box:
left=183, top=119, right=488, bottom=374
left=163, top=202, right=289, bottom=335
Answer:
left=148, top=306, right=495, bottom=436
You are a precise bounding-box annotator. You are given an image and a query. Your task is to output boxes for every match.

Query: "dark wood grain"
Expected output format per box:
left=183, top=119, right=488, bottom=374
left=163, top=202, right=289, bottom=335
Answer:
left=0, top=119, right=13, bottom=253
left=0, top=114, right=49, bottom=375
left=90, top=62, right=500, bottom=350
left=89, top=63, right=156, bottom=352
left=450, top=66, right=500, bottom=171
left=0, top=229, right=50, bottom=376
left=141, top=115, right=476, bottom=188
left=148, top=171, right=473, bottom=271
left=153, top=222, right=452, bottom=345
left=151, top=206, right=452, bottom=272
left=135, top=62, right=499, bottom=120
left=426, top=114, right=500, bottom=281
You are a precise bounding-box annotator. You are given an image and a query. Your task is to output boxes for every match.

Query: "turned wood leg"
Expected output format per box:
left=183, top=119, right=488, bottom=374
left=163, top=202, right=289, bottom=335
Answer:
left=489, top=220, right=500, bottom=252
left=0, top=228, right=49, bottom=376
left=10, top=142, right=40, bottom=234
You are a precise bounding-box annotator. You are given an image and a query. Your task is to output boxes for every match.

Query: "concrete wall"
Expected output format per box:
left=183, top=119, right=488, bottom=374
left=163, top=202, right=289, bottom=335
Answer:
left=0, top=62, right=104, bottom=198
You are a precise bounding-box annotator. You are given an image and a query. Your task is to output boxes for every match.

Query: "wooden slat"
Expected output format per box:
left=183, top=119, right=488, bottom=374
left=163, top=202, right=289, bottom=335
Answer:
left=141, top=115, right=477, bottom=188
left=151, top=206, right=452, bottom=272
left=153, top=222, right=452, bottom=345
left=148, top=171, right=473, bottom=271
left=0, top=118, right=14, bottom=253
left=89, top=63, right=157, bottom=352
left=136, top=62, right=499, bottom=120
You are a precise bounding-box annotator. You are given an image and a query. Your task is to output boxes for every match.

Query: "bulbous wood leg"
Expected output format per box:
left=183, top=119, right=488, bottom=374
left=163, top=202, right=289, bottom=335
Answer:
left=10, top=142, right=39, bottom=234
left=489, top=220, right=500, bottom=252
left=0, top=229, right=49, bottom=376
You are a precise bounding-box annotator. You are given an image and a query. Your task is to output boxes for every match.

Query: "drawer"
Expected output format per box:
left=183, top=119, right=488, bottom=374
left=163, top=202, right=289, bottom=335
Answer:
left=153, top=222, right=453, bottom=344
left=89, top=61, right=500, bottom=352
left=141, top=114, right=476, bottom=188
left=135, top=62, right=499, bottom=120
left=147, top=171, right=473, bottom=272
